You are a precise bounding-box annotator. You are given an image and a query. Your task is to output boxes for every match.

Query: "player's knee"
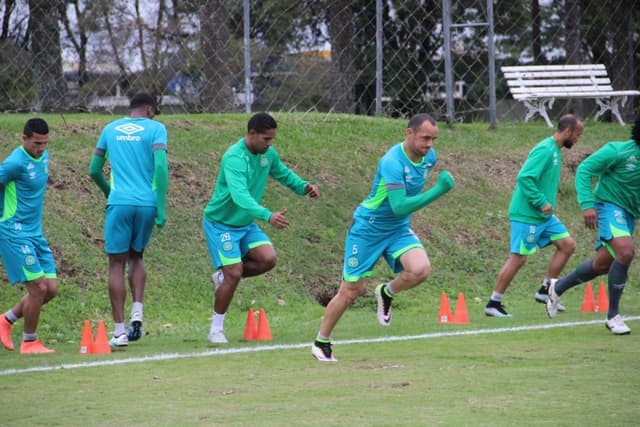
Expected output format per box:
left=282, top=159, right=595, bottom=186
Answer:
left=615, top=245, right=635, bottom=265
left=45, top=280, right=58, bottom=302
left=412, top=262, right=431, bottom=282
left=260, top=254, right=278, bottom=272
left=560, top=237, right=576, bottom=255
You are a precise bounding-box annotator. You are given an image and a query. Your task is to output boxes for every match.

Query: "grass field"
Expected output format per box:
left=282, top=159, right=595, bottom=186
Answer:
left=0, top=113, right=638, bottom=425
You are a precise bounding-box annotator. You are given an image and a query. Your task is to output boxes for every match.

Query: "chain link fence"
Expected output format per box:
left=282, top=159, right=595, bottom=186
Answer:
left=1, top=0, right=638, bottom=124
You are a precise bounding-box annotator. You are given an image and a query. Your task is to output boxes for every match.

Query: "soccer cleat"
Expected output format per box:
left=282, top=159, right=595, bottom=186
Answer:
left=375, top=284, right=393, bottom=326
left=605, top=315, right=631, bottom=335
left=311, top=341, right=337, bottom=362
left=545, top=279, right=561, bottom=318
left=0, top=314, right=14, bottom=351
left=207, top=330, right=228, bottom=344
left=211, top=271, right=223, bottom=291
left=110, top=333, right=129, bottom=349
left=19, top=339, right=55, bottom=354
left=484, top=300, right=512, bottom=317
left=128, top=311, right=143, bottom=341
left=535, top=286, right=566, bottom=312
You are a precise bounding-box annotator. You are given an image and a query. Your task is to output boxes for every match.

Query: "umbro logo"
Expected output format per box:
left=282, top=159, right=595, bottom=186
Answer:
left=115, top=123, right=144, bottom=135
left=115, top=123, right=144, bottom=141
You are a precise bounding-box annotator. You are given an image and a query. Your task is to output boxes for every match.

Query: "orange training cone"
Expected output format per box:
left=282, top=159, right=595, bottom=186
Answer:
left=596, top=282, right=609, bottom=313
left=438, top=292, right=452, bottom=323
left=580, top=282, right=596, bottom=313
left=243, top=308, right=258, bottom=341
left=79, top=320, right=94, bottom=354
left=451, top=292, right=470, bottom=324
left=93, top=320, right=112, bottom=354
left=256, top=308, right=272, bottom=340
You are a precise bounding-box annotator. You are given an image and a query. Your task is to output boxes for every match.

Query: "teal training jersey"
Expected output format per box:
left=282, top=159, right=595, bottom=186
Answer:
left=0, top=147, right=49, bottom=237
left=509, top=137, right=561, bottom=224
left=575, top=140, right=640, bottom=218
left=354, top=142, right=437, bottom=231
left=95, top=117, right=168, bottom=207
left=204, top=138, right=308, bottom=227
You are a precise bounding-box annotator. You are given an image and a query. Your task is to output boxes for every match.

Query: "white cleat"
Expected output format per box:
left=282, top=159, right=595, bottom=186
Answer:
left=605, top=315, right=631, bottom=335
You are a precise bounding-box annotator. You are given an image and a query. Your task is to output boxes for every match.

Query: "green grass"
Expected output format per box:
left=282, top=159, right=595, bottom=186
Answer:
left=0, top=113, right=638, bottom=425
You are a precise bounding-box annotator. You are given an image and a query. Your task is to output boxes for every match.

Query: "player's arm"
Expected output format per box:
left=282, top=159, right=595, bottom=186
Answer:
left=516, top=146, right=549, bottom=210
left=387, top=171, right=455, bottom=217
left=268, top=150, right=309, bottom=195
left=575, top=144, right=617, bottom=211
left=153, top=149, right=168, bottom=228
left=88, top=149, right=110, bottom=198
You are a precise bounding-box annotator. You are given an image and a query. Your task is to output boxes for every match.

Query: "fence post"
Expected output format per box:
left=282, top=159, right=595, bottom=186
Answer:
left=243, top=0, right=251, bottom=113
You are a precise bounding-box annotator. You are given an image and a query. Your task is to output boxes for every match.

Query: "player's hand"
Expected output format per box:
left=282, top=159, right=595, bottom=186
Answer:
left=155, top=209, right=166, bottom=228
left=583, top=208, right=598, bottom=230
left=541, top=203, right=553, bottom=215
left=436, top=170, right=456, bottom=192
left=305, top=184, right=319, bottom=198
left=269, top=208, right=289, bottom=229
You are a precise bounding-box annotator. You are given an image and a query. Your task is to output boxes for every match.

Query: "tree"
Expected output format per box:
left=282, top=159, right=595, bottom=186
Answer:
left=328, top=0, right=355, bottom=113
left=29, top=0, right=67, bottom=111
left=198, top=0, right=233, bottom=112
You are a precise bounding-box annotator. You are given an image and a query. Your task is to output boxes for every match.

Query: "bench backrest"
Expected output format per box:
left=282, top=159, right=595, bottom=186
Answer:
left=501, top=64, right=615, bottom=98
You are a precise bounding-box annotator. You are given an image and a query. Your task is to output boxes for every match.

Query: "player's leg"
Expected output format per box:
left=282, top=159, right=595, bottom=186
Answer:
left=127, top=206, right=155, bottom=341
left=535, top=217, right=574, bottom=309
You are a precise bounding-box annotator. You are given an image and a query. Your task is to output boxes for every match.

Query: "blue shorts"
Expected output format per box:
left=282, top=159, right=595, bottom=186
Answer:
left=595, top=202, right=636, bottom=255
left=342, top=218, right=424, bottom=282
left=509, top=215, right=570, bottom=255
left=104, top=205, right=156, bottom=254
left=203, top=219, right=272, bottom=269
left=0, top=235, right=57, bottom=284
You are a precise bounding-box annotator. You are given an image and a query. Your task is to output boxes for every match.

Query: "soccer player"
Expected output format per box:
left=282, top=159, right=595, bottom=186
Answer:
left=312, top=113, right=455, bottom=362
left=89, top=93, right=169, bottom=349
left=484, top=114, right=583, bottom=317
left=203, top=112, right=319, bottom=344
left=0, top=118, right=58, bottom=354
left=547, top=114, right=640, bottom=334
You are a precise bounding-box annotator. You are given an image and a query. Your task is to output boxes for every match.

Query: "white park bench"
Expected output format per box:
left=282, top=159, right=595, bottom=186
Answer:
left=501, top=64, right=640, bottom=127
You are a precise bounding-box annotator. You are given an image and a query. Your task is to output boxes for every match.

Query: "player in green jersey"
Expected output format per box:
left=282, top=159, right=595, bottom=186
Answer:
left=203, top=112, right=319, bottom=344
left=485, top=115, right=583, bottom=318
left=547, top=114, right=640, bottom=335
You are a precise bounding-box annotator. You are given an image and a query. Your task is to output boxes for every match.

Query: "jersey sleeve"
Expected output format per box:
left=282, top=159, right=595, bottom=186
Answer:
left=0, top=156, right=21, bottom=186
left=516, top=145, right=550, bottom=209
left=268, top=149, right=307, bottom=195
left=575, top=143, right=617, bottom=211
left=380, top=155, right=405, bottom=191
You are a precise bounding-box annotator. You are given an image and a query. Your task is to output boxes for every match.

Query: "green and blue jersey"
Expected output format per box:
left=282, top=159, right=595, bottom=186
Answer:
left=95, top=117, right=167, bottom=207
left=204, top=138, right=308, bottom=227
left=0, top=147, right=49, bottom=237
left=354, top=142, right=437, bottom=230
left=509, top=137, right=561, bottom=224
left=576, top=140, right=640, bottom=218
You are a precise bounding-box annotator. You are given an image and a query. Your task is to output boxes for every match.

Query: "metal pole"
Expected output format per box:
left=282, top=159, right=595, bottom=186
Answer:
left=375, top=0, right=383, bottom=116
left=243, top=0, right=251, bottom=113
left=487, top=0, right=497, bottom=128
left=442, top=0, right=454, bottom=125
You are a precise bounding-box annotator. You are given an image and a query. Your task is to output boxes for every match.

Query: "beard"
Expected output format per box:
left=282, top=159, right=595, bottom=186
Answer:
left=562, top=139, right=574, bottom=149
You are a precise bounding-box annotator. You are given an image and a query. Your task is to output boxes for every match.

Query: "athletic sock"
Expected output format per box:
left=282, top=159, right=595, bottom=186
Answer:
left=4, top=310, right=17, bottom=323
left=211, top=311, right=225, bottom=333
left=114, top=323, right=126, bottom=337
left=23, top=332, right=37, bottom=342
left=607, top=260, right=628, bottom=318
left=555, top=259, right=599, bottom=296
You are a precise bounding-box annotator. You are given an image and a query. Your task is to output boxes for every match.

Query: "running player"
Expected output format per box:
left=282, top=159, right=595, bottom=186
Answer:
left=312, top=113, right=455, bottom=361
left=203, top=112, right=319, bottom=344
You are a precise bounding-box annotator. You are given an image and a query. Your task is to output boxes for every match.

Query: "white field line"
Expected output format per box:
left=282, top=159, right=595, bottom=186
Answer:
left=1, top=316, right=638, bottom=377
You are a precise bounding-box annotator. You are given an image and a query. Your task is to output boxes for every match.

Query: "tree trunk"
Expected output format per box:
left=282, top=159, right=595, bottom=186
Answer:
left=199, top=0, right=233, bottom=112
left=564, top=0, right=582, bottom=117
left=328, top=1, right=355, bottom=113
left=29, top=0, right=67, bottom=111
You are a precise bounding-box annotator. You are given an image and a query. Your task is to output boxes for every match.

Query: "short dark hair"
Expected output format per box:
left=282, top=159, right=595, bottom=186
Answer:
left=408, top=113, right=436, bottom=131
left=632, top=114, right=640, bottom=146
left=557, top=114, right=580, bottom=132
left=129, top=92, right=157, bottom=111
left=23, top=118, right=49, bottom=136
left=248, top=112, right=277, bottom=133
